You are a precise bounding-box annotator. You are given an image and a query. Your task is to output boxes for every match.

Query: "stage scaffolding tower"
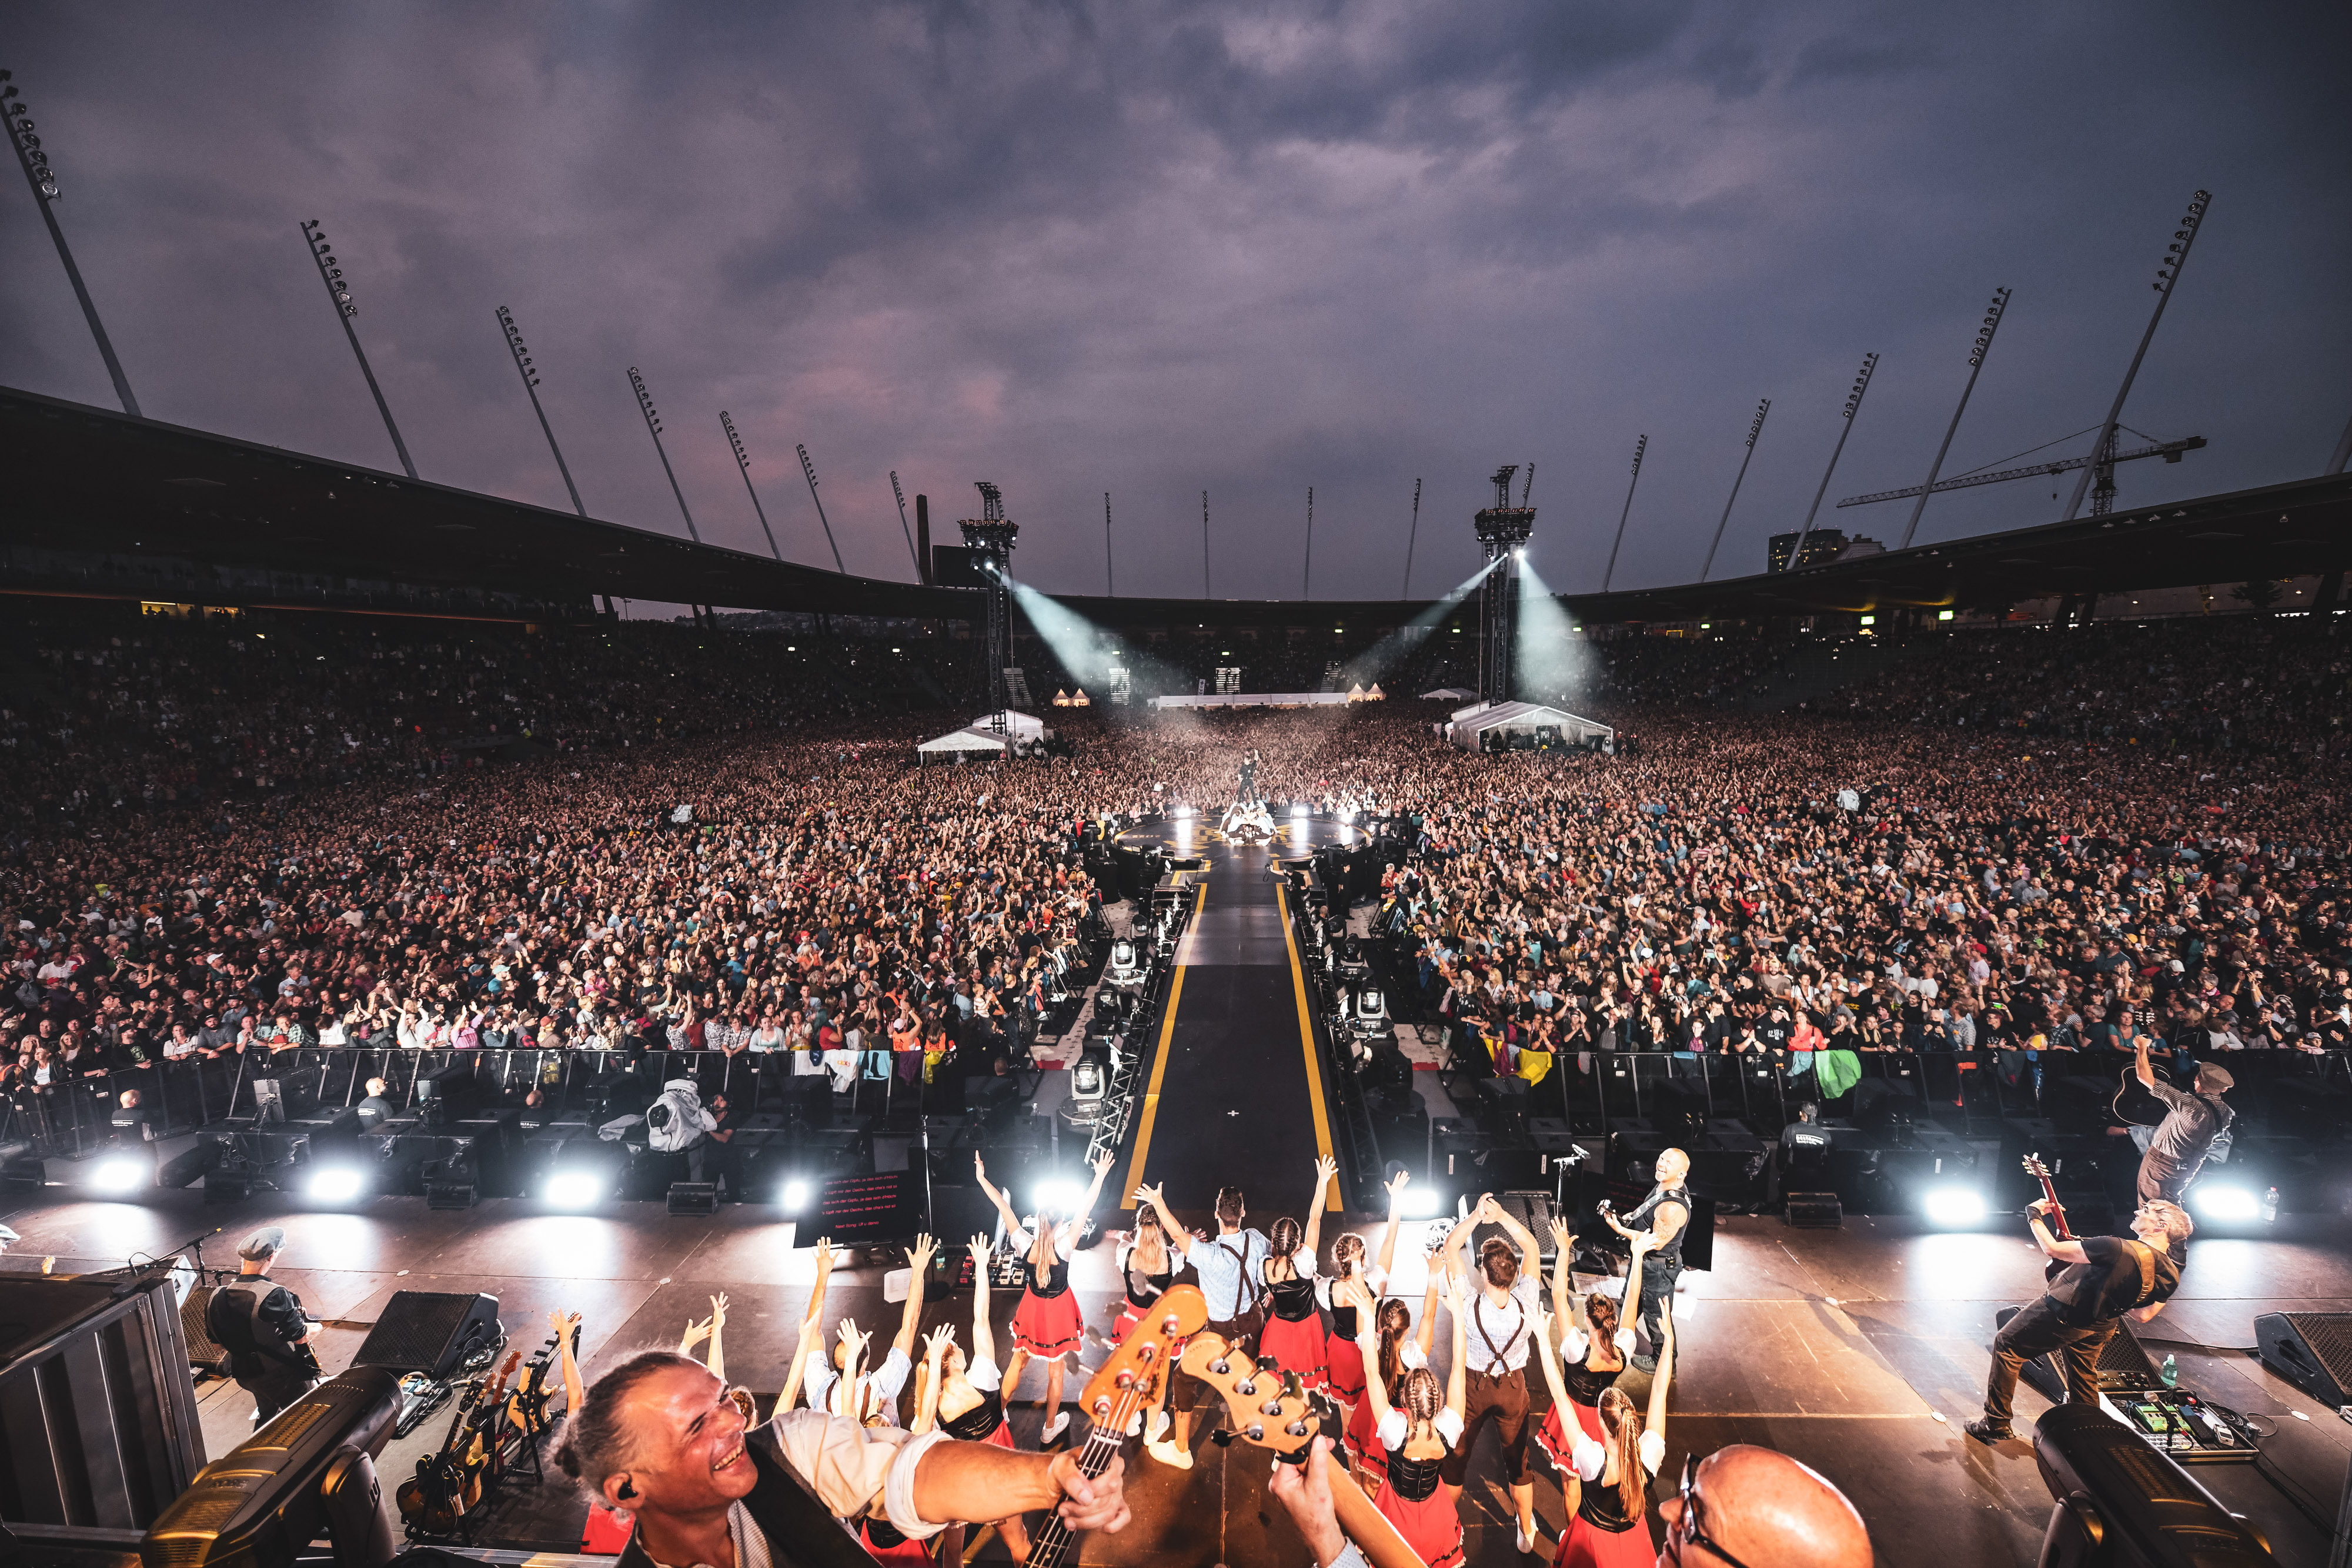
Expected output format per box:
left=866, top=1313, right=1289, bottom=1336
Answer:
left=1474, top=465, right=1535, bottom=706
left=959, top=482, right=1019, bottom=732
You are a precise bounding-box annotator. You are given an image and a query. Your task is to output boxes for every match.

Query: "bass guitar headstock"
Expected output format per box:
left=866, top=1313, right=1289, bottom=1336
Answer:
left=1177, top=1332, right=1323, bottom=1456
left=1078, top=1283, right=1208, bottom=1433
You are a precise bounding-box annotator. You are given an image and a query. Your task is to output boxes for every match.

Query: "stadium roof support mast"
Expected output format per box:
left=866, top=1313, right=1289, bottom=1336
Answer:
left=1474, top=465, right=1535, bottom=704
left=796, top=444, right=845, bottom=572
left=890, top=472, right=920, bottom=578
left=2065, top=189, right=2211, bottom=520
left=959, top=482, right=1019, bottom=733
left=627, top=368, right=698, bottom=543
left=2, top=71, right=138, bottom=418
left=1790, top=352, right=1879, bottom=566
left=1600, top=435, right=1648, bottom=593
left=720, top=412, right=783, bottom=561
left=496, top=307, right=584, bottom=517
left=1700, top=399, right=1771, bottom=581
left=303, top=220, right=416, bottom=480
left=1899, top=288, right=2010, bottom=549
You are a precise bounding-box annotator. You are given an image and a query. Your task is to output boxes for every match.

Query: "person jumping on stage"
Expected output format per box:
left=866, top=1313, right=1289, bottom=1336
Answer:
left=1355, top=1256, right=1470, bottom=1568
left=1965, top=1196, right=2192, bottom=1443
left=1137, top=1177, right=1271, bottom=1470
left=977, top=1150, right=1115, bottom=1446
left=2130, top=1035, right=2233, bottom=1215
left=1325, top=1169, right=1413, bottom=1413
left=1597, top=1148, right=1689, bottom=1370
left=1532, top=1302, right=1675, bottom=1567
left=1532, top=1218, right=1641, bottom=1467
left=1438, top=1193, right=1546, bottom=1556
left=1260, top=1156, right=1341, bottom=1390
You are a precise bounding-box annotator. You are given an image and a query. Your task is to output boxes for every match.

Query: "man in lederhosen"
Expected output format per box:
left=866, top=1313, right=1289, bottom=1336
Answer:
left=1138, top=1181, right=1267, bottom=1472
left=1439, top=1193, right=1546, bottom=1554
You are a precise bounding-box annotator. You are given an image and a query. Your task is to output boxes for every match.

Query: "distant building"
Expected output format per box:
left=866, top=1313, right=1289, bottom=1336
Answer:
left=1768, top=530, right=1883, bottom=572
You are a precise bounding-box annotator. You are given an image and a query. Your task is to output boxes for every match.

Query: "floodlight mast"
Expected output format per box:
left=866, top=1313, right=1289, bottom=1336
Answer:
left=497, top=306, right=585, bottom=517
left=303, top=220, right=416, bottom=479
left=1900, top=288, right=2010, bottom=549
left=720, top=411, right=783, bottom=561
left=1600, top=436, right=1648, bottom=593
left=627, top=367, right=698, bottom=542
left=1472, top=464, right=1535, bottom=704
left=1, top=70, right=139, bottom=417
left=1790, top=352, right=1879, bottom=567
left=796, top=444, right=846, bottom=572
left=1104, top=492, right=1115, bottom=596
left=2064, top=190, right=2211, bottom=520
left=890, top=472, right=920, bottom=577
left=959, top=482, right=1020, bottom=733
left=1303, top=486, right=1315, bottom=599
left=1700, top=399, right=1770, bottom=582
left=1401, top=477, right=1422, bottom=598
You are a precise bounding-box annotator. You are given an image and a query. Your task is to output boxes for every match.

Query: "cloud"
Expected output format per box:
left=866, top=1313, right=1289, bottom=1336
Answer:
left=2, top=0, right=2345, bottom=605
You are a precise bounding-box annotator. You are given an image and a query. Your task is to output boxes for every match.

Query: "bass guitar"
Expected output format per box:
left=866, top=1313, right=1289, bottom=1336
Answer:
left=405, top=1350, right=521, bottom=1536
left=2020, top=1154, right=2074, bottom=1284
left=1023, top=1284, right=1208, bottom=1568
left=397, top=1370, right=488, bottom=1533
left=1178, top=1333, right=1422, bottom=1568
left=506, top=1318, right=579, bottom=1440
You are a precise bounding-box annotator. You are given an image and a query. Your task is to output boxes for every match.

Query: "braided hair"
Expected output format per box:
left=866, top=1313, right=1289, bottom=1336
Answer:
left=1594, top=1385, right=1648, bottom=1523
left=1330, top=1231, right=1367, bottom=1279
left=1400, top=1364, right=1444, bottom=1439
left=1375, top=1299, right=1414, bottom=1400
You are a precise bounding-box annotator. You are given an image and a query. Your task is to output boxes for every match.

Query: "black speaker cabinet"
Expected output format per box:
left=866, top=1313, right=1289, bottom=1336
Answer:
left=351, top=1290, right=502, bottom=1378
left=2253, top=1312, right=2352, bottom=1409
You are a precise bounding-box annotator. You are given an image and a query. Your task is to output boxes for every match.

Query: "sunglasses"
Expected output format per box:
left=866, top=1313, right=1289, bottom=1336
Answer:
left=1663, top=1450, right=1758, bottom=1568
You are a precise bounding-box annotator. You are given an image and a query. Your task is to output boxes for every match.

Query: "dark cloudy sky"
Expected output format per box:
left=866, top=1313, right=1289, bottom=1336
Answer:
left=4, top=2, right=2346, bottom=606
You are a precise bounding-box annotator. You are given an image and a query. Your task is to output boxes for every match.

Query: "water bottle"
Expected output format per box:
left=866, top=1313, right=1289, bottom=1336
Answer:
left=2263, top=1186, right=2279, bottom=1223
left=2160, top=1354, right=2178, bottom=1389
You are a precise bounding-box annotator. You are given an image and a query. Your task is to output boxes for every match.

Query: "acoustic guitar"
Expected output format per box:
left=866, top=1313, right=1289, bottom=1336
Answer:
left=1178, top=1332, right=1423, bottom=1568
left=1024, top=1284, right=1208, bottom=1568
left=2110, top=1062, right=2177, bottom=1129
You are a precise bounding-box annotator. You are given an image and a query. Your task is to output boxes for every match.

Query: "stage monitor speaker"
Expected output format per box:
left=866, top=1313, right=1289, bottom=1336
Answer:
left=2029, top=1402, right=2274, bottom=1567
left=2253, top=1312, right=2352, bottom=1410
left=669, top=1181, right=720, bottom=1216
left=352, top=1290, right=501, bottom=1378
left=1785, top=1192, right=1842, bottom=1228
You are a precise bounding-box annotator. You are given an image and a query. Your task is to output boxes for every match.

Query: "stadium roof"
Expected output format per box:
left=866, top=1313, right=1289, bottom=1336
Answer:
left=4, top=384, right=2346, bottom=626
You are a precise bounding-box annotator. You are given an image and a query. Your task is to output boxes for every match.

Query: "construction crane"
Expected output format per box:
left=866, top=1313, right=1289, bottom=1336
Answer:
left=1837, top=432, right=2203, bottom=510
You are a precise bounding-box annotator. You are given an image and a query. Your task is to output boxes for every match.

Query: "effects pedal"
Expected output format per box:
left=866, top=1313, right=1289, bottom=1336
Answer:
left=2094, top=1388, right=2257, bottom=1464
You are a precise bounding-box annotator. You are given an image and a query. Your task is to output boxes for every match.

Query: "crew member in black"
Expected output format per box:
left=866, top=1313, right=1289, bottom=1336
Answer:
left=205, top=1226, right=321, bottom=1426
left=1965, top=1197, right=2193, bottom=1443
left=1600, top=1147, right=1689, bottom=1370
left=2131, top=1036, right=2233, bottom=1211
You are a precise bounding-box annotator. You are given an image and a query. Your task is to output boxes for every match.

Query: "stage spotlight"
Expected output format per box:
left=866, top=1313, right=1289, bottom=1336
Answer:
left=1292, top=803, right=1310, bottom=820
left=2190, top=1184, right=2261, bottom=1223
left=780, top=1179, right=813, bottom=1212
left=544, top=1171, right=604, bottom=1209
left=1394, top=1186, right=1444, bottom=1219
left=1033, top=1177, right=1085, bottom=1215
left=1070, top=1059, right=1106, bottom=1104
left=305, top=1166, right=367, bottom=1204
left=1922, top=1186, right=1987, bottom=1226
left=89, top=1156, right=150, bottom=1195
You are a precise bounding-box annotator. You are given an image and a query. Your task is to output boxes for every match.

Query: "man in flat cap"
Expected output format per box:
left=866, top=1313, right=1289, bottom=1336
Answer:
left=2131, top=1035, right=2233, bottom=1228
left=205, top=1227, right=322, bottom=1425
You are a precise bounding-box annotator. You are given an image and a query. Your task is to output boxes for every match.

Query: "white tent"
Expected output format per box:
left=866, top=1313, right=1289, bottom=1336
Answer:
left=1445, top=700, right=1614, bottom=752
left=972, top=709, right=1045, bottom=740
left=1421, top=686, right=1479, bottom=702
left=916, top=726, right=1010, bottom=762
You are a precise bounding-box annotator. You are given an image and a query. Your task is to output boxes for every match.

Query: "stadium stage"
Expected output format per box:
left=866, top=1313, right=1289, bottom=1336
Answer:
left=4, top=1193, right=2346, bottom=1564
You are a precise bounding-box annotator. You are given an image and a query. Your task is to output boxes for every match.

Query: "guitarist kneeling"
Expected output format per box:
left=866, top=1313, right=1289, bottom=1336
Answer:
left=1964, top=1198, right=2193, bottom=1445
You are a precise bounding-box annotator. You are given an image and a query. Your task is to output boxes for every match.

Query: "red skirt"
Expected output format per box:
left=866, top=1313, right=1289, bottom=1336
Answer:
left=1532, top=1400, right=1603, bottom=1468
left=1010, top=1288, right=1085, bottom=1359
left=1347, top=1389, right=1386, bottom=1482
left=1374, top=1477, right=1464, bottom=1568
left=1326, top=1333, right=1367, bottom=1404
left=860, top=1522, right=936, bottom=1563
left=1259, top=1311, right=1328, bottom=1388
left=1553, top=1512, right=1656, bottom=1568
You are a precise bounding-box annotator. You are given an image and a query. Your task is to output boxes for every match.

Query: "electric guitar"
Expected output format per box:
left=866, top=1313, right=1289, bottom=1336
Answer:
left=405, top=1349, right=520, bottom=1534
left=397, top=1370, right=488, bottom=1533
left=506, top=1319, right=579, bottom=1439
left=1023, top=1284, right=1208, bottom=1568
left=2110, top=1062, right=2179, bottom=1129
left=1178, top=1332, right=1422, bottom=1568
left=2020, top=1154, right=2073, bottom=1284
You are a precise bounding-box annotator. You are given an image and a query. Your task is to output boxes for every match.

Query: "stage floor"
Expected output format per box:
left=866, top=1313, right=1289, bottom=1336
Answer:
left=4, top=1191, right=2346, bottom=1566
left=1115, top=810, right=1372, bottom=858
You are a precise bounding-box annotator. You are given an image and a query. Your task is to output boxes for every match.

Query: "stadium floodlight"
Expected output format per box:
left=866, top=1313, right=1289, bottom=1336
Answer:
left=780, top=1179, right=813, bottom=1212
left=1600, top=437, right=1647, bottom=594
left=89, top=1156, right=150, bottom=1195
left=720, top=411, right=784, bottom=561
left=544, top=1170, right=605, bottom=1209
left=1900, top=288, right=2010, bottom=549
left=302, top=219, right=416, bottom=479
left=1922, top=1186, right=1987, bottom=1227
left=2189, top=1183, right=2261, bottom=1223
left=306, top=1166, right=367, bottom=1203
left=629, top=367, right=700, bottom=543
left=1789, top=352, right=1879, bottom=566
left=497, top=305, right=586, bottom=517
left=1700, top=398, right=1772, bottom=581
left=2, top=69, right=140, bottom=416
left=2065, top=190, right=2213, bottom=520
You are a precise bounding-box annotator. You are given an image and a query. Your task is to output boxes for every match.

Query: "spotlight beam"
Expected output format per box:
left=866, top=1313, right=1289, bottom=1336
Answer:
left=1344, top=557, right=1498, bottom=688
left=1516, top=558, right=1593, bottom=703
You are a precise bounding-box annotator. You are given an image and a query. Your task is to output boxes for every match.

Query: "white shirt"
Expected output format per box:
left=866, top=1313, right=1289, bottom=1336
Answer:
left=635, top=1410, right=951, bottom=1566
left=1376, top=1405, right=1464, bottom=1452
left=1559, top=1324, right=1636, bottom=1363
left=1463, top=1278, right=1541, bottom=1376
left=1571, top=1425, right=1666, bottom=1482
left=805, top=1346, right=912, bottom=1427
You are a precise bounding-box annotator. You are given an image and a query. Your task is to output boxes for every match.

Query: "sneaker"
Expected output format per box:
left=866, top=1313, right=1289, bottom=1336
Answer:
left=1515, top=1522, right=1536, bottom=1555
left=1145, top=1407, right=1171, bottom=1445
left=1629, top=1354, right=1658, bottom=1373
left=1040, top=1410, right=1070, bottom=1445
left=1962, top=1417, right=2015, bottom=1445
left=1145, top=1436, right=1194, bottom=1471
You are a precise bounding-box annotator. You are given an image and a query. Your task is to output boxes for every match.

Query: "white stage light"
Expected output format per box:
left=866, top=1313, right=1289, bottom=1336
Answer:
left=1292, top=804, right=1310, bottom=820
left=2190, top=1185, right=2261, bottom=1222
left=1922, top=1187, right=1986, bottom=1226
left=1033, top=1178, right=1085, bottom=1214
left=544, top=1171, right=604, bottom=1209
left=306, top=1167, right=366, bottom=1203
left=1395, top=1186, right=1444, bottom=1219
left=780, top=1179, right=813, bottom=1212
left=1071, top=1059, right=1106, bottom=1102
left=89, top=1157, right=149, bottom=1195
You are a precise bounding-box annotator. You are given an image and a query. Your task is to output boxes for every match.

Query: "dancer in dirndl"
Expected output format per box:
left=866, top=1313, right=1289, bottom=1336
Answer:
left=1532, top=1294, right=1674, bottom=1568
left=977, top=1148, right=1115, bottom=1445
left=1533, top=1219, right=1640, bottom=1467
left=1324, top=1168, right=1412, bottom=1410
left=1354, top=1255, right=1469, bottom=1568
left=1259, top=1156, right=1339, bottom=1388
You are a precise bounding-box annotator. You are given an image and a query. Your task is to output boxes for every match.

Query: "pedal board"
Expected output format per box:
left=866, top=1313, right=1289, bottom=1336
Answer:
left=2095, top=1388, right=2258, bottom=1463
